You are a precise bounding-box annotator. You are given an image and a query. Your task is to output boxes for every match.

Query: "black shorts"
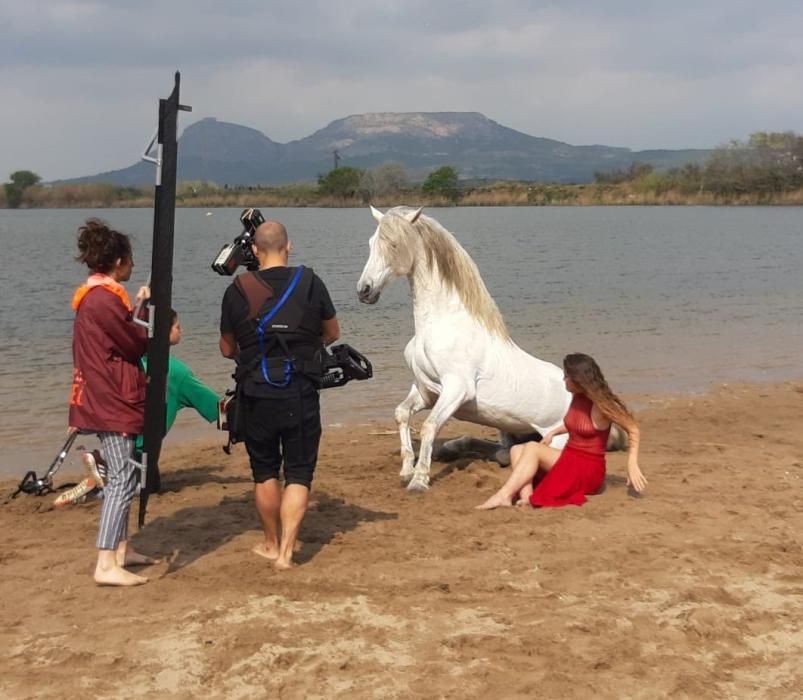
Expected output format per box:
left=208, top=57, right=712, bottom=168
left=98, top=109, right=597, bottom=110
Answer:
left=243, top=390, right=322, bottom=488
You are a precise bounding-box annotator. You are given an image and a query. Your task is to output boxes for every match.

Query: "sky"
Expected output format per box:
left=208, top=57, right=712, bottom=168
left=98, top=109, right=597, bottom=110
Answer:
left=1, top=0, right=801, bottom=181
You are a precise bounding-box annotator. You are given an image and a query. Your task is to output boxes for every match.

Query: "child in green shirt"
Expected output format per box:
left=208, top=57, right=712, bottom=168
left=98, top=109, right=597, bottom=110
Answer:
left=138, top=310, right=219, bottom=449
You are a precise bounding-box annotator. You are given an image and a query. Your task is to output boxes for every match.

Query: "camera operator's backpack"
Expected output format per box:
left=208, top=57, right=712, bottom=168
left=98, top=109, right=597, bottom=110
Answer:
left=233, top=266, right=324, bottom=389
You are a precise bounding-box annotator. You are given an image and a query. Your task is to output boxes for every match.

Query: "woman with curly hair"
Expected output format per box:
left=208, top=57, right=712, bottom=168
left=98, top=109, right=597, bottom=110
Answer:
left=477, top=353, right=647, bottom=510
left=69, top=218, right=157, bottom=586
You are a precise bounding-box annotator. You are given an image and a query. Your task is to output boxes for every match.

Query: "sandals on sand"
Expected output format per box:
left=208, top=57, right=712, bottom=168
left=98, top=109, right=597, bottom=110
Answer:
left=52, top=451, right=108, bottom=507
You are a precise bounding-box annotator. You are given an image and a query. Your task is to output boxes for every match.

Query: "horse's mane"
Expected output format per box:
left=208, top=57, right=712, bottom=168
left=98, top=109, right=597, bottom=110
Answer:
left=380, top=208, right=510, bottom=340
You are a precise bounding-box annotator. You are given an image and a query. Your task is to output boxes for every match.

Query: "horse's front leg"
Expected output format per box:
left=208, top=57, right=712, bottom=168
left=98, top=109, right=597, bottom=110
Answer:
left=408, top=376, right=473, bottom=493
left=395, top=384, right=429, bottom=487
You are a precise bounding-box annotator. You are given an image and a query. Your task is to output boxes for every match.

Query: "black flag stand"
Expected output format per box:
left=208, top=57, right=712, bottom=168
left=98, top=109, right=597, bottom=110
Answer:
left=138, top=72, right=191, bottom=528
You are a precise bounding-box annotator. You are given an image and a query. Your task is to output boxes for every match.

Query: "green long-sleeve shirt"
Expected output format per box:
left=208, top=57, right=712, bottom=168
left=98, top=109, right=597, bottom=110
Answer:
left=136, top=356, right=219, bottom=450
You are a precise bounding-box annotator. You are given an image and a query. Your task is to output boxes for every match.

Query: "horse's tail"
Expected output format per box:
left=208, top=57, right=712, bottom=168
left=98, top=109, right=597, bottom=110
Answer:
left=606, top=423, right=629, bottom=452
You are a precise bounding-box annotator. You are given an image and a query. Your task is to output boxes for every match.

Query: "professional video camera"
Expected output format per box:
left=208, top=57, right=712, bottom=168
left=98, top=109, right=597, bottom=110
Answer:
left=211, top=208, right=265, bottom=275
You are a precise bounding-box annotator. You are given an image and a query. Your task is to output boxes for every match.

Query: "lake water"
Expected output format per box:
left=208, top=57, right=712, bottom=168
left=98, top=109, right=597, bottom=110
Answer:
left=1, top=205, right=801, bottom=476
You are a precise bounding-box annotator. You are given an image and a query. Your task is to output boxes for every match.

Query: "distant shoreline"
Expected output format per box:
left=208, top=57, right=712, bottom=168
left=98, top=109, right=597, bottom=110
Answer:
left=3, top=181, right=803, bottom=210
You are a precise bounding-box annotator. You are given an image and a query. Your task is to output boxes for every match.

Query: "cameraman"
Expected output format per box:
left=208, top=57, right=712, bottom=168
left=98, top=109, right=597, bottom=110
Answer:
left=219, top=220, right=339, bottom=570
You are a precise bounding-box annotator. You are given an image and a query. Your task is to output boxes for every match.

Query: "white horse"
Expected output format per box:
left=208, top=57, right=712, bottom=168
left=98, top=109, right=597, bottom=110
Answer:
left=357, top=205, right=583, bottom=492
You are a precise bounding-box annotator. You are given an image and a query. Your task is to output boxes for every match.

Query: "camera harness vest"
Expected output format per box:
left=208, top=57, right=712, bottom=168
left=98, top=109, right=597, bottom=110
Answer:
left=233, top=266, right=324, bottom=388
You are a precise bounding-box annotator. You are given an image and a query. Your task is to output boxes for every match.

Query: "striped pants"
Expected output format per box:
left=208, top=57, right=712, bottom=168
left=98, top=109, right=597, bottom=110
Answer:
left=95, top=432, right=139, bottom=551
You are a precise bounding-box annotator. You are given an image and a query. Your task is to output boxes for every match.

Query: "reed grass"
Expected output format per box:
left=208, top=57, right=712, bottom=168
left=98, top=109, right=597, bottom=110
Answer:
left=6, top=182, right=803, bottom=209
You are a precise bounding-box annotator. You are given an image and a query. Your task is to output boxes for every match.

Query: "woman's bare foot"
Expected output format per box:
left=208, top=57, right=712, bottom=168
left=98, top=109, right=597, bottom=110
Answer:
left=252, top=543, right=280, bottom=561
left=273, top=557, right=294, bottom=571
left=94, top=563, right=148, bottom=587
left=475, top=494, right=513, bottom=510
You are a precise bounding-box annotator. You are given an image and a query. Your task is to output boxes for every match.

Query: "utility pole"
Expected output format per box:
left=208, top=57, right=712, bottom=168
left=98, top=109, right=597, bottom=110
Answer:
left=333, top=149, right=341, bottom=170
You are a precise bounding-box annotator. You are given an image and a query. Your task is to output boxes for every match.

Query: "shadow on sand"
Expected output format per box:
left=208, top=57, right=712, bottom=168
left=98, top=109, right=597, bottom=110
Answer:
left=133, top=489, right=397, bottom=574
left=602, top=472, right=642, bottom=498
left=421, top=436, right=507, bottom=485
left=294, top=493, right=398, bottom=564
left=159, top=463, right=252, bottom=493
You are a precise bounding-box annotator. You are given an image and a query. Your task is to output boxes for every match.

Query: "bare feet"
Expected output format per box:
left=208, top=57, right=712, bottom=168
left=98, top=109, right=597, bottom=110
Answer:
left=273, top=557, right=294, bottom=571
left=94, top=563, right=148, bottom=587
left=252, top=543, right=280, bottom=561
left=475, top=494, right=513, bottom=510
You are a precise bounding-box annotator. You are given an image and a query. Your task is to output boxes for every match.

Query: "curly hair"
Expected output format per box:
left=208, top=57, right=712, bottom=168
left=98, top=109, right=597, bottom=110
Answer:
left=563, top=353, right=637, bottom=433
left=76, top=218, right=132, bottom=273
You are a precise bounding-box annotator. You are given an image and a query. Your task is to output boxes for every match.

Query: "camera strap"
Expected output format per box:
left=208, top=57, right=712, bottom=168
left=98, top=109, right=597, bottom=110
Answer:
left=235, top=272, right=275, bottom=320
left=255, top=266, right=305, bottom=387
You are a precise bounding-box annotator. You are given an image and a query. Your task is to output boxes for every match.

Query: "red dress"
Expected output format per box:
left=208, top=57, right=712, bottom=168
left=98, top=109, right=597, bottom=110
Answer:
left=529, top=394, right=610, bottom=508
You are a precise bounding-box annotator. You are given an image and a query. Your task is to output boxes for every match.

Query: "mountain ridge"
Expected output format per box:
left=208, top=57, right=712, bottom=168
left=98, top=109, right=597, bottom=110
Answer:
left=59, top=112, right=710, bottom=186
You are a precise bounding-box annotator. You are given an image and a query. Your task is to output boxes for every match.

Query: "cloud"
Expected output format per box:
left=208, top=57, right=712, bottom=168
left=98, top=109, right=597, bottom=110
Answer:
left=0, top=0, right=801, bottom=179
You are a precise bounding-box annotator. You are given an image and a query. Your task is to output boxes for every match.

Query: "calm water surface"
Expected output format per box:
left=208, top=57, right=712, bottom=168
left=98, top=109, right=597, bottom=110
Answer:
left=1, top=206, right=801, bottom=475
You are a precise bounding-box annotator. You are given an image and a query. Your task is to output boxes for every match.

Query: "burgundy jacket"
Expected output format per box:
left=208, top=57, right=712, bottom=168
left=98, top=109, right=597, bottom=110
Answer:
left=69, top=286, right=148, bottom=434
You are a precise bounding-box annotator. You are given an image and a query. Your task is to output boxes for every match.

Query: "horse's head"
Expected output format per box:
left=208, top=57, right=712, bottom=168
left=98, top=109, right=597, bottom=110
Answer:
left=357, top=205, right=423, bottom=304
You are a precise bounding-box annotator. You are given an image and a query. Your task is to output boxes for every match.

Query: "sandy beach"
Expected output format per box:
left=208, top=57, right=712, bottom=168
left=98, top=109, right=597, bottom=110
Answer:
left=1, top=380, right=802, bottom=699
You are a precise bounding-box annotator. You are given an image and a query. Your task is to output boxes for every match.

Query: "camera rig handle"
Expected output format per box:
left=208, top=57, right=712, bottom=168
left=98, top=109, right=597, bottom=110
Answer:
left=320, top=344, right=373, bottom=389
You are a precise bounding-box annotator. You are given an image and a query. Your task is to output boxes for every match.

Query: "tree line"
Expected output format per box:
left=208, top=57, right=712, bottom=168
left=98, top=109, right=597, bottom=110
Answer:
left=0, top=163, right=461, bottom=208
left=3, top=131, right=802, bottom=208
left=593, top=131, right=803, bottom=197
left=316, top=163, right=459, bottom=202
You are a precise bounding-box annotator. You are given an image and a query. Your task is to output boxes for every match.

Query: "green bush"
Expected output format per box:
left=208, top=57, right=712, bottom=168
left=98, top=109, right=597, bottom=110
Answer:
left=421, top=166, right=459, bottom=202
left=317, top=167, right=363, bottom=198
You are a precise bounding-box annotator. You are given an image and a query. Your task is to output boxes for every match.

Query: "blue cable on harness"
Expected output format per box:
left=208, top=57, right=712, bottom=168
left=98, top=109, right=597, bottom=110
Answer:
left=255, top=265, right=305, bottom=387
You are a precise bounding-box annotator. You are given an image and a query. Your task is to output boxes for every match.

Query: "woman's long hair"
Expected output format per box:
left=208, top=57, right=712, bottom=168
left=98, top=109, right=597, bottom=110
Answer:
left=563, top=353, right=637, bottom=433
left=76, top=218, right=132, bottom=273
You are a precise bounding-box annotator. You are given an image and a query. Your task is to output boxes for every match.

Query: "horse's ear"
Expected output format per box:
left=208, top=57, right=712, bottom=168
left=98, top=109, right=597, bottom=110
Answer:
left=404, top=207, right=423, bottom=224
left=370, top=205, right=384, bottom=222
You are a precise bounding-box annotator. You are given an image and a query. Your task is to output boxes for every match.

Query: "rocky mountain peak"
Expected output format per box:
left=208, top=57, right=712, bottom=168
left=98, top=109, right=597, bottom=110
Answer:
left=331, top=112, right=490, bottom=139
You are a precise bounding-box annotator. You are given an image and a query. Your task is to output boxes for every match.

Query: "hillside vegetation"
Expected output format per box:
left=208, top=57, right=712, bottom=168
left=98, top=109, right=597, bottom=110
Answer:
left=4, top=131, right=801, bottom=209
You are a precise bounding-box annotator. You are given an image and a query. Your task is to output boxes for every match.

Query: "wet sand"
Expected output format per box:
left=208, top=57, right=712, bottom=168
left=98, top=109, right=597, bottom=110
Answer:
left=1, top=381, right=802, bottom=699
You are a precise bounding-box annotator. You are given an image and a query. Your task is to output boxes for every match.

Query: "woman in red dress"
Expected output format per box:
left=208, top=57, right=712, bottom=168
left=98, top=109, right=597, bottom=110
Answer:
left=476, top=353, right=647, bottom=510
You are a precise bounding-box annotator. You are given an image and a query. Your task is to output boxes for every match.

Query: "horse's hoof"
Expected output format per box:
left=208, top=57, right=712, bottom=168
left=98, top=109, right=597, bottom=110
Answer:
left=406, top=478, right=430, bottom=493
left=399, top=475, right=413, bottom=488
